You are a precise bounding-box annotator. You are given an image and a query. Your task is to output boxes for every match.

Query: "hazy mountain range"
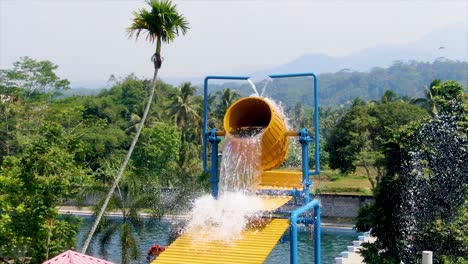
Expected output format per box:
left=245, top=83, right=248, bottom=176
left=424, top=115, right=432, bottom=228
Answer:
left=249, top=23, right=466, bottom=79
left=71, top=23, right=467, bottom=89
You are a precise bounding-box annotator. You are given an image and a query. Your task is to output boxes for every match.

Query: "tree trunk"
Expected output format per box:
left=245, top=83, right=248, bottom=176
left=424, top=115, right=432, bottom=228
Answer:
left=81, top=65, right=160, bottom=254
left=362, top=162, right=376, bottom=190
left=376, top=166, right=383, bottom=185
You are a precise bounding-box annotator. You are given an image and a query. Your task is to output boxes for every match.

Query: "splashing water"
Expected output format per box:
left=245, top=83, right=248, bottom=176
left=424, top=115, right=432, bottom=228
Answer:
left=185, top=96, right=292, bottom=243
left=219, top=128, right=264, bottom=194
left=264, top=97, right=290, bottom=130
left=398, top=113, right=468, bottom=262
left=185, top=128, right=266, bottom=242
left=247, top=78, right=259, bottom=96
left=260, top=78, right=272, bottom=97
left=186, top=192, right=265, bottom=242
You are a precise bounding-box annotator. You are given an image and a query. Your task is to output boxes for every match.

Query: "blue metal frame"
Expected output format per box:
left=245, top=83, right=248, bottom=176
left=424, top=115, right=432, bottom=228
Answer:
left=202, top=73, right=321, bottom=264
left=299, top=128, right=312, bottom=204
left=268, top=73, right=320, bottom=177
left=203, top=76, right=250, bottom=173
left=269, top=73, right=321, bottom=264
left=207, top=128, right=221, bottom=199
left=290, top=199, right=321, bottom=264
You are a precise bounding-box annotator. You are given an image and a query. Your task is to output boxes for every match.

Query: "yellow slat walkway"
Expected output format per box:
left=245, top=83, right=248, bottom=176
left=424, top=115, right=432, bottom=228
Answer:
left=154, top=219, right=289, bottom=264
left=154, top=195, right=292, bottom=264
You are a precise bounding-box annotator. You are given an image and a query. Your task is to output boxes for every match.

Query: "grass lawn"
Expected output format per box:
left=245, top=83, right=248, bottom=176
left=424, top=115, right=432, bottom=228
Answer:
left=312, top=169, right=373, bottom=196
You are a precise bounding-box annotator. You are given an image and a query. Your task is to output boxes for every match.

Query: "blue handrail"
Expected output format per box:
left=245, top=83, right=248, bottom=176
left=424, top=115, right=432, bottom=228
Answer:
left=290, top=199, right=321, bottom=264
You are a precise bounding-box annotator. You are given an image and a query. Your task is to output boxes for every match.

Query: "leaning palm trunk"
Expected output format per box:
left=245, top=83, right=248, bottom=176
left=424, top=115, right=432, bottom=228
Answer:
left=82, top=65, right=159, bottom=253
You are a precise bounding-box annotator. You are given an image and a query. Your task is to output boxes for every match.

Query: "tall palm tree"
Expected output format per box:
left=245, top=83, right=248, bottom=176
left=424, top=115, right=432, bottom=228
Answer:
left=167, top=82, right=200, bottom=142
left=82, top=0, right=189, bottom=253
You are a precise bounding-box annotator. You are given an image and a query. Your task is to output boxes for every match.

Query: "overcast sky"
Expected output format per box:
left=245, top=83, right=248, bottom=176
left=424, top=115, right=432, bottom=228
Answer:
left=1, top=0, right=467, bottom=82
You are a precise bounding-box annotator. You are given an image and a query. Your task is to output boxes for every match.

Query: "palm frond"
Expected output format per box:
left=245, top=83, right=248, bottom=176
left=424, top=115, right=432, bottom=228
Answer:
left=121, top=223, right=141, bottom=264
left=98, top=221, right=120, bottom=258
left=128, top=0, right=189, bottom=44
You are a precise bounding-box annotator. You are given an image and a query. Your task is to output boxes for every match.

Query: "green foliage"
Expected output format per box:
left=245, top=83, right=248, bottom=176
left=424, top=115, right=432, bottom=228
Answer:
left=420, top=205, right=467, bottom=262
left=0, top=122, right=88, bottom=262
left=88, top=176, right=157, bottom=264
left=359, top=241, right=400, bottom=264
left=356, top=80, right=468, bottom=263
left=326, top=97, right=429, bottom=189
left=132, top=123, right=181, bottom=186
left=0, top=57, right=70, bottom=100
left=206, top=60, right=467, bottom=108
left=167, top=82, right=200, bottom=142
left=216, top=88, right=240, bottom=122
left=1, top=53, right=464, bottom=261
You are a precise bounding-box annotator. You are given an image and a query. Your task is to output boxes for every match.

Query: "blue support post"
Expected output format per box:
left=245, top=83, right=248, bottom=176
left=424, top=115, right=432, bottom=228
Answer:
left=208, top=128, right=221, bottom=199
left=313, top=72, right=320, bottom=176
left=290, top=199, right=321, bottom=264
left=290, top=221, right=298, bottom=263
left=299, top=128, right=312, bottom=203
left=314, top=205, right=321, bottom=263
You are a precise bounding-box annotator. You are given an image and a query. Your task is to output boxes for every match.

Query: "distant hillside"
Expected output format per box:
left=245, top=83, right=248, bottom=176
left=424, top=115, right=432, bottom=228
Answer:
left=250, top=23, right=467, bottom=78
left=73, top=23, right=467, bottom=91
left=205, top=59, right=467, bottom=107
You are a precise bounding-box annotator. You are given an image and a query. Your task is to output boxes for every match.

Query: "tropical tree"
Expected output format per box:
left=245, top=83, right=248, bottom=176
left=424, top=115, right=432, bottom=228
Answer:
left=167, top=82, right=200, bottom=142
left=289, top=102, right=306, bottom=129
left=132, top=123, right=181, bottom=186
left=0, top=57, right=70, bottom=100
left=82, top=0, right=189, bottom=253
left=87, top=177, right=159, bottom=264
left=378, top=90, right=400, bottom=104
left=216, top=88, right=240, bottom=120
left=326, top=99, right=429, bottom=189
left=0, top=122, right=88, bottom=263
left=412, top=79, right=442, bottom=115
left=166, top=83, right=204, bottom=184
left=356, top=80, right=468, bottom=263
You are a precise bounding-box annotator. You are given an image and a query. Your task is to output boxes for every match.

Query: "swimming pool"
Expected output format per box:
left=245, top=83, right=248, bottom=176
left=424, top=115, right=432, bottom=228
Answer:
left=76, top=215, right=358, bottom=264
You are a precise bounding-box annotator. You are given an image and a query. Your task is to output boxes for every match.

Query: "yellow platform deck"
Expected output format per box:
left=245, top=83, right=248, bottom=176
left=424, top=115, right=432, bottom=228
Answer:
left=153, top=218, right=289, bottom=264
left=258, top=170, right=303, bottom=190
left=153, top=195, right=292, bottom=264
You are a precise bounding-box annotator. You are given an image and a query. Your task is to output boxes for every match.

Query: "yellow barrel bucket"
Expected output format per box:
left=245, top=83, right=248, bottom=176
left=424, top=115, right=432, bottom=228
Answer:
left=223, top=97, right=289, bottom=171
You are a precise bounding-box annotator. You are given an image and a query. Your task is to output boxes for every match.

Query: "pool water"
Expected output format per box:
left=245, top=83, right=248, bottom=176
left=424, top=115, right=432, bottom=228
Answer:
left=76, top=216, right=358, bottom=264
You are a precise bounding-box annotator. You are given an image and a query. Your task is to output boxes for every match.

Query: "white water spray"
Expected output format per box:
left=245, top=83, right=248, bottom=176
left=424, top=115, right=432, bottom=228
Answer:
left=186, top=192, right=264, bottom=242
left=219, top=130, right=264, bottom=194
left=247, top=78, right=259, bottom=96
left=185, top=96, right=291, bottom=243
left=260, top=78, right=272, bottom=97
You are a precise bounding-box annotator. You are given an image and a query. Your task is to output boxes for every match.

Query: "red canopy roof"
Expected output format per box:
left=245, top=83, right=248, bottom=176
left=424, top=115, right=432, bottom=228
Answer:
left=43, top=250, right=115, bottom=264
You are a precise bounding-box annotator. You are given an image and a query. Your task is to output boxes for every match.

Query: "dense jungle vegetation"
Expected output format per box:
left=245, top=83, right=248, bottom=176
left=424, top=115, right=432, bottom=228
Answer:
left=0, top=57, right=466, bottom=263
left=206, top=59, right=467, bottom=107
